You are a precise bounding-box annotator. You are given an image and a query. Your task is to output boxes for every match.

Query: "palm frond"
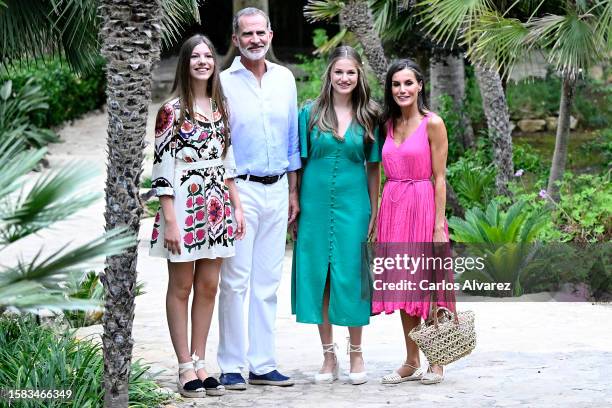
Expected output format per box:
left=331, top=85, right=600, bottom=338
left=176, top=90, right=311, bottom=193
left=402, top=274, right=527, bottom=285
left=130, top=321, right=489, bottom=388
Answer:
left=0, top=162, right=99, bottom=244
left=0, top=228, right=133, bottom=312
left=160, top=0, right=201, bottom=48
left=467, top=11, right=530, bottom=77
left=0, top=142, right=46, bottom=200
left=592, top=1, right=612, bottom=52
left=304, top=0, right=344, bottom=22
left=314, top=28, right=349, bottom=55
left=417, top=0, right=494, bottom=48
left=0, top=0, right=100, bottom=74
left=526, top=11, right=603, bottom=77
left=1, top=0, right=202, bottom=73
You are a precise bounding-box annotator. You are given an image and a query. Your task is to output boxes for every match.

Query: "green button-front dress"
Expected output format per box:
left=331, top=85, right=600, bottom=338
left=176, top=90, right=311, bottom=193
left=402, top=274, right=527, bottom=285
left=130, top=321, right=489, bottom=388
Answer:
left=291, top=102, right=381, bottom=327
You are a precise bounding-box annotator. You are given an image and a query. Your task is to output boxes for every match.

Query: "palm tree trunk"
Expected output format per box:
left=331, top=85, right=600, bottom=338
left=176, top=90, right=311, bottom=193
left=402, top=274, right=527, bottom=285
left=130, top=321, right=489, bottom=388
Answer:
left=98, top=1, right=162, bottom=406
left=430, top=53, right=474, bottom=148
left=547, top=74, right=576, bottom=200
left=339, top=0, right=388, bottom=86
left=474, top=64, right=513, bottom=196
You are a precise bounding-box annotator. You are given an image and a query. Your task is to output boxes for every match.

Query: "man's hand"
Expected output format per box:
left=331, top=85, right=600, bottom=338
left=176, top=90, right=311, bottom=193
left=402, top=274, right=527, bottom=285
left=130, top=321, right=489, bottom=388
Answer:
left=288, top=190, right=300, bottom=224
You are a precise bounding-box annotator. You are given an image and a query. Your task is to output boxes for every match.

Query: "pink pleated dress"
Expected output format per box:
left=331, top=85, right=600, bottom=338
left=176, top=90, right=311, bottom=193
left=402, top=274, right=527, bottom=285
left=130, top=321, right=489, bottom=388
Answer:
left=373, top=112, right=453, bottom=319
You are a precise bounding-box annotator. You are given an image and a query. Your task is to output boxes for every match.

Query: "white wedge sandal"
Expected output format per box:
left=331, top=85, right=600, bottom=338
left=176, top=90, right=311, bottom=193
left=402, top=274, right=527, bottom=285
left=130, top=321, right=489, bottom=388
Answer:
left=314, top=343, right=340, bottom=384
left=347, top=338, right=367, bottom=385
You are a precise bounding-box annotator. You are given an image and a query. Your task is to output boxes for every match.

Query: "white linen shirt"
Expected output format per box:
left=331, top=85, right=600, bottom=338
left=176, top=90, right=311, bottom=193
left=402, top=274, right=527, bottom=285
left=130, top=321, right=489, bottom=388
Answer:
left=220, top=57, right=301, bottom=177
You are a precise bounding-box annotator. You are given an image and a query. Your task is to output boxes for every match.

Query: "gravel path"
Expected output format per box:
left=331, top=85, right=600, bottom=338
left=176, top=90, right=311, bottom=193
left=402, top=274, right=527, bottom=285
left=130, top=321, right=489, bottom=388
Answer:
left=38, top=106, right=612, bottom=408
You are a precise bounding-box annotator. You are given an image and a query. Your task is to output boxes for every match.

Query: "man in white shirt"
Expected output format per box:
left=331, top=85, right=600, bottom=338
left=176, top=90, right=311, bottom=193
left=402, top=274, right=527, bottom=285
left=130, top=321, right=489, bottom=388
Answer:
left=217, top=7, right=300, bottom=389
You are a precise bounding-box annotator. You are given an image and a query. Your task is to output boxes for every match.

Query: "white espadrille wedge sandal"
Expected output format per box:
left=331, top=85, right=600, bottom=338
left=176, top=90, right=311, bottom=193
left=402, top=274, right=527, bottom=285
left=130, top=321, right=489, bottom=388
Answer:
left=347, top=337, right=367, bottom=385
left=314, top=343, right=340, bottom=384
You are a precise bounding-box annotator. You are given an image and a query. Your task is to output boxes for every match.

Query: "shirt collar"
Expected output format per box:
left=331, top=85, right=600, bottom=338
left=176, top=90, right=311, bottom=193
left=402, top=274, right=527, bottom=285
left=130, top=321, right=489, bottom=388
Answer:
left=228, top=56, right=275, bottom=73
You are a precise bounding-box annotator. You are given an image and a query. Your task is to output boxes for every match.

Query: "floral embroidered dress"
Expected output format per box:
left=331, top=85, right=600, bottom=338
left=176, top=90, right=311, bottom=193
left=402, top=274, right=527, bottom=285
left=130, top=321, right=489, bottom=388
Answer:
left=150, top=97, right=237, bottom=262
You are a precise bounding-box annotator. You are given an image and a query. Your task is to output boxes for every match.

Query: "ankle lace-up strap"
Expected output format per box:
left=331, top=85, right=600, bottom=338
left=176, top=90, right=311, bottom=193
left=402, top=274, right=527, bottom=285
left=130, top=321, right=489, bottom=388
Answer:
left=322, top=343, right=338, bottom=355
left=346, top=337, right=363, bottom=354
left=178, top=361, right=195, bottom=374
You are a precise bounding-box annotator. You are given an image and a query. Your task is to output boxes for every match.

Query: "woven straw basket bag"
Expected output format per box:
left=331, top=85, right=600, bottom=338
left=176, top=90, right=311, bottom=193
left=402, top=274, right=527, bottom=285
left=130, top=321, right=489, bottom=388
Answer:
left=409, top=306, right=476, bottom=366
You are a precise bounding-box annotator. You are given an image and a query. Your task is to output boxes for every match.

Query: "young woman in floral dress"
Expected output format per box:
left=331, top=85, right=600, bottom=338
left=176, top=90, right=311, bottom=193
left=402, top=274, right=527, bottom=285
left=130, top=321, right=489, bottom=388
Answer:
left=149, top=34, right=245, bottom=398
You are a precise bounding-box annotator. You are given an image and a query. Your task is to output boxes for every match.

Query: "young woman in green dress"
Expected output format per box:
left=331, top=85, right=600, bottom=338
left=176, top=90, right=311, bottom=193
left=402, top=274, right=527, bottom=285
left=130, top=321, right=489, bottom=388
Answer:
left=291, top=46, right=381, bottom=385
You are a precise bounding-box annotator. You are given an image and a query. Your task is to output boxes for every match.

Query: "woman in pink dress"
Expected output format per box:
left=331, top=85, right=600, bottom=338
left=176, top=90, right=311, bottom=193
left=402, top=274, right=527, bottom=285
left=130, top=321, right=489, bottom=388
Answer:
left=374, top=59, right=453, bottom=385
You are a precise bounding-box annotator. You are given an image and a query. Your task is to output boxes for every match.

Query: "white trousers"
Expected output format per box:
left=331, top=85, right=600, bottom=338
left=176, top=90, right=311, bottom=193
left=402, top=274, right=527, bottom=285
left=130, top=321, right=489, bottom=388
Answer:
left=217, top=176, right=288, bottom=374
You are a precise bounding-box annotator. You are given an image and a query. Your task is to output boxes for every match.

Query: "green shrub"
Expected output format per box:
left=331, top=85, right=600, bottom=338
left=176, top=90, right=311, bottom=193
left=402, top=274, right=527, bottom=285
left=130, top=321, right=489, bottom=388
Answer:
left=63, top=272, right=146, bottom=328
left=512, top=143, right=545, bottom=173
left=447, top=158, right=495, bottom=210
left=579, top=128, right=612, bottom=168
left=0, top=79, right=59, bottom=150
left=1, top=57, right=106, bottom=128
left=449, top=200, right=548, bottom=244
left=0, top=315, right=172, bottom=407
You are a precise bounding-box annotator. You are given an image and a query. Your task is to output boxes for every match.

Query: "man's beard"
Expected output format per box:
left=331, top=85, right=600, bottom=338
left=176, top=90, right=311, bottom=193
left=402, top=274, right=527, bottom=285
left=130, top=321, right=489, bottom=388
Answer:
left=239, top=42, right=270, bottom=61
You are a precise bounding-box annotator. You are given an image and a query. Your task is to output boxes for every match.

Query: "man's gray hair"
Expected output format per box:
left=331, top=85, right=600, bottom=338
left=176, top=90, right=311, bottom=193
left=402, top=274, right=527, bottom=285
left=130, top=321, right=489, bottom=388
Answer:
left=232, top=7, right=272, bottom=34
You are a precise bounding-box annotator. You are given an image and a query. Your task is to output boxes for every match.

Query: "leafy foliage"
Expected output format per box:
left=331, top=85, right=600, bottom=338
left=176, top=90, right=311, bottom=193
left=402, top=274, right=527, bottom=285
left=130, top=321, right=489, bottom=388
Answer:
left=449, top=200, right=548, bottom=243
left=1, top=57, right=107, bottom=128
left=0, top=315, right=173, bottom=407
left=0, top=79, right=58, bottom=149
left=63, top=272, right=145, bottom=328
left=0, top=134, right=134, bottom=313
left=0, top=0, right=202, bottom=74
left=447, top=159, right=495, bottom=210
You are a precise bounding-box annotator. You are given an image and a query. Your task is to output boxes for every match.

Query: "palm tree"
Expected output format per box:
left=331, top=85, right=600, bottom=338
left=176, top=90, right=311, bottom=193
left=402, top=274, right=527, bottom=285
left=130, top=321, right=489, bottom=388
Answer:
left=370, top=0, right=475, bottom=148
left=97, top=1, right=200, bottom=405
left=1, top=1, right=201, bottom=406
left=419, top=0, right=610, bottom=200
left=419, top=0, right=516, bottom=196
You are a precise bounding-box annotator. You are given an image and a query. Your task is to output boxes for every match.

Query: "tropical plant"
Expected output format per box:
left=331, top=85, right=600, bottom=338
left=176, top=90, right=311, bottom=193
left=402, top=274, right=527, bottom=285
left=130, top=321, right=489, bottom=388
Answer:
left=0, top=0, right=202, bottom=74
left=3, top=0, right=201, bottom=406
left=0, top=134, right=133, bottom=314
left=2, top=57, right=107, bottom=128
left=63, top=272, right=145, bottom=328
left=0, top=79, right=58, bottom=150
left=449, top=200, right=549, bottom=297
left=448, top=159, right=496, bottom=210
left=418, top=0, right=611, bottom=199
left=97, top=1, right=200, bottom=405
left=449, top=200, right=548, bottom=243
left=0, top=315, right=172, bottom=408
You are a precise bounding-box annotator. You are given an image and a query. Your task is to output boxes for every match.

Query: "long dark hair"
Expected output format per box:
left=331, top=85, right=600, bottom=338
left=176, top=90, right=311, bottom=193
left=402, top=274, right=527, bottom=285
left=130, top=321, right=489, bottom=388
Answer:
left=309, top=46, right=380, bottom=141
left=382, top=58, right=428, bottom=123
left=171, top=34, right=230, bottom=155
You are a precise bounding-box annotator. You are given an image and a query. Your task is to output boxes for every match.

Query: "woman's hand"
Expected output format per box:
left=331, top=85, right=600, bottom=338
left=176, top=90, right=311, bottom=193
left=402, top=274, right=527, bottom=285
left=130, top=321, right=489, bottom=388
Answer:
left=433, top=225, right=448, bottom=244
left=164, top=220, right=182, bottom=255
left=234, top=207, right=246, bottom=240
left=368, top=215, right=377, bottom=242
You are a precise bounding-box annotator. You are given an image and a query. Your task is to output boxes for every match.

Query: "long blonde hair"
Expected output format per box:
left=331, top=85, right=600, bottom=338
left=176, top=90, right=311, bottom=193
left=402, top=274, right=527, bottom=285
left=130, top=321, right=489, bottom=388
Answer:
left=171, top=34, right=230, bottom=156
left=308, top=46, right=380, bottom=141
